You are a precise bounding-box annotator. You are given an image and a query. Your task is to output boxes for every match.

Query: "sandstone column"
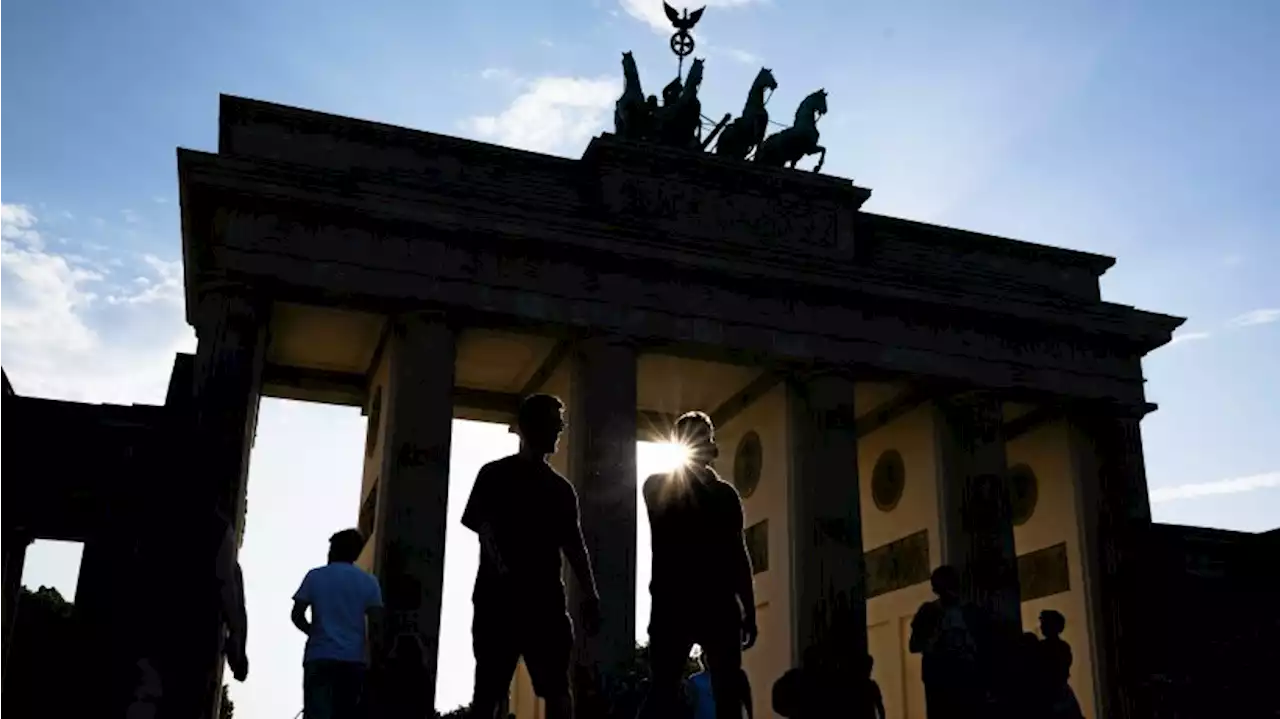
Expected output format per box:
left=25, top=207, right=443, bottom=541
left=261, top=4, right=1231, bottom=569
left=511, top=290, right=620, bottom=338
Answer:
left=1070, top=413, right=1153, bottom=719
left=156, top=284, right=266, bottom=719
left=192, top=285, right=268, bottom=529
left=370, top=313, right=456, bottom=716
left=3, top=531, right=32, bottom=692
left=568, top=336, right=638, bottom=706
left=933, top=392, right=1020, bottom=628
left=786, top=372, right=867, bottom=666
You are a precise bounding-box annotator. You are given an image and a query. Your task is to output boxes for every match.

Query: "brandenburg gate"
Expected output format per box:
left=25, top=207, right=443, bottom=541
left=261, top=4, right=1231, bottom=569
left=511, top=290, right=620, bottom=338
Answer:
left=0, top=74, right=1177, bottom=716
left=170, top=91, right=1179, bottom=719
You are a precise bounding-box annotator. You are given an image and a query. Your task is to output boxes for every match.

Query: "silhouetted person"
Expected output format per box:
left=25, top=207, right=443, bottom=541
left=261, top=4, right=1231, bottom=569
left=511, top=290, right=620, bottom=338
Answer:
left=216, top=521, right=248, bottom=683
left=909, top=566, right=987, bottom=719
left=1038, top=610, right=1083, bottom=719
left=771, top=645, right=851, bottom=719
left=640, top=411, right=757, bottom=719
left=291, top=528, right=384, bottom=719
left=856, top=654, right=886, bottom=719
left=463, top=394, right=601, bottom=719
left=1012, top=631, right=1048, bottom=719
left=378, top=634, right=431, bottom=719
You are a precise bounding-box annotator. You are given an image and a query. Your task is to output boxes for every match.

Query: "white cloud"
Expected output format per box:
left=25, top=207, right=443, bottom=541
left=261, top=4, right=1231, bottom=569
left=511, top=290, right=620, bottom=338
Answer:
left=1167, top=330, right=1211, bottom=346
left=462, top=75, right=620, bottom=155
left=106, top=255, right=185, bottom=306
left=2, top=204, right=43, bottom=247
left=1150, top=471, right=1280, bottom=504
left=121, top=209, right=141, bottom=224
left=722, top=47, right=761, bottom=65
left=479, top=67, right=516, bottom=83
left=619, top=0, right=763, bottom=35
left=1, top=203, right=195, bottom=405
left=1229, top=308, right=1280, bottom=328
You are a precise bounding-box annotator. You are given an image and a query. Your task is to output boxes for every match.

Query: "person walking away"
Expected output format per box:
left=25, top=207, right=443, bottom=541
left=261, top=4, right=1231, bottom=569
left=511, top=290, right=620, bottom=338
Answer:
left=291, top=529, right=383, bottom=719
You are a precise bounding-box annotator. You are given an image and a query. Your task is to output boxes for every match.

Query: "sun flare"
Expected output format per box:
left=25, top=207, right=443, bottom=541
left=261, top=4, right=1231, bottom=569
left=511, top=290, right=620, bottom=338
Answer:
left=642, top=441, right=692, bottom=475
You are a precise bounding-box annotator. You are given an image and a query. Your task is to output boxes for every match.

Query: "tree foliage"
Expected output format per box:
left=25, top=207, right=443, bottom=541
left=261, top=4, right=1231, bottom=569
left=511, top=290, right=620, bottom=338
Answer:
left=7, top=586, right=80, bottom=716
left=220, top=685, right=235, bottom=719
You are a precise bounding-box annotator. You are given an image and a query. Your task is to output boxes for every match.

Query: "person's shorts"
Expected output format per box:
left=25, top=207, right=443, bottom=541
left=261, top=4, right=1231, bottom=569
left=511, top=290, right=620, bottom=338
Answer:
left=303, top=660, right=366, bottom=719
left=472, top=602, right=573, bottom=698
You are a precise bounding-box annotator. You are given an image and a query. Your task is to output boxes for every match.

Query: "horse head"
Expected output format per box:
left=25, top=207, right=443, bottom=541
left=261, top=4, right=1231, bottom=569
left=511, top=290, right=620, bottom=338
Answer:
left=794, top=88, right=828, bottom=126
left=621, top=51, right=639, bottom=84
left=685, top=57, right=705, bottom=94
left=755, top=67, right=778, bottom=94
left=810, top=88, right=829, bottom=117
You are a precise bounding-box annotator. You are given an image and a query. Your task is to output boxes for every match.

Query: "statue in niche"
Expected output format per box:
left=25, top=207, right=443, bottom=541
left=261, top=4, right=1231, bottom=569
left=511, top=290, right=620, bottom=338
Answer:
left=653, top=57, right=706, bottom=150
left=714, top=67, right=777, bottom=161
left=753, top=88, right=829, bottom=172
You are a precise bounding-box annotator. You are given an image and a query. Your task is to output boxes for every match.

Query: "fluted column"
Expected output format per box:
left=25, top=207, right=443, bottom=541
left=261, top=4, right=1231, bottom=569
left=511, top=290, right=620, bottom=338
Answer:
left=568, top=336, right=638, bottom=706
left=786, top=372, right=866, bottom=667
left=191, top=285, right=267, bottom=530
left=146, top=284, right=266, bottom=719
left=933, top=392, right=1020, bottom=628
left=1070, top=413, right=1152, bottom=719
left=370, top=313, right=457, bottom=717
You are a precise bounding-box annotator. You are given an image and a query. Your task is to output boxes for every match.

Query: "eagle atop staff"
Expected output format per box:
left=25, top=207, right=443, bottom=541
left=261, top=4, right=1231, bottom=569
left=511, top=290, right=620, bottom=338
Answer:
left=664, top=2, right=705, bottom=31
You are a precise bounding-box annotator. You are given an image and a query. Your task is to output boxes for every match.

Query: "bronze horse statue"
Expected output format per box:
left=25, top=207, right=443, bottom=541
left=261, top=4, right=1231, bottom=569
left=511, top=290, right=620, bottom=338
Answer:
left=654, top=57, right=705, bottom=150
left=614, top=51, right=653, bottom=141
left=754, top=88, right=828, bottom=172
left=714, top=67, right=777, bottom=161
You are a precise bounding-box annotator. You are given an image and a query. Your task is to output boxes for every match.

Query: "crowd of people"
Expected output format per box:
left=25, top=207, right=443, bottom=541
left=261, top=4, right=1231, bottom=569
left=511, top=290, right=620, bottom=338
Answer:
left=220, top=392, right=1083, bottom=719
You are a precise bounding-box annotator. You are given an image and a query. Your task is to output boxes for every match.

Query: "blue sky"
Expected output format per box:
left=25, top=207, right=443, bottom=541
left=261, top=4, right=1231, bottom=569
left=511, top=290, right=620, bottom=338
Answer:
left=4, top=0, right=1277, bottom=715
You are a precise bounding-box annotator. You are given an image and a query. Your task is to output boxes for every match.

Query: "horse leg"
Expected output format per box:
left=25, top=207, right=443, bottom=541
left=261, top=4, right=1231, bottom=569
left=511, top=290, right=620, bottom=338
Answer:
left=812, top=146, right=827, bottom=173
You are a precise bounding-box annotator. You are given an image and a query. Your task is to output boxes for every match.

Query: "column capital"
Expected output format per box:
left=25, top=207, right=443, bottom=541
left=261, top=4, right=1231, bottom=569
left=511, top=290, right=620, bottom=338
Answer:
left=573, top=333, right=641, bottom=353
left=192, top=281, right=264, bottom=334
left=391, top=309, right=451, bottom=332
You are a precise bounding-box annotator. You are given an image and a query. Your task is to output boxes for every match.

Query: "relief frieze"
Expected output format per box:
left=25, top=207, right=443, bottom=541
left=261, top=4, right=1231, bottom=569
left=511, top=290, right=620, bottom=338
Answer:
left=597, top=169, right=847, bottom=258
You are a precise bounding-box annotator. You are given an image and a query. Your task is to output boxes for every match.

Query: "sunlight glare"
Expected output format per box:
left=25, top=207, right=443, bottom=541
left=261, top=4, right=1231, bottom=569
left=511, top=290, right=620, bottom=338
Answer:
left=645, top=441, right=691, bottom=475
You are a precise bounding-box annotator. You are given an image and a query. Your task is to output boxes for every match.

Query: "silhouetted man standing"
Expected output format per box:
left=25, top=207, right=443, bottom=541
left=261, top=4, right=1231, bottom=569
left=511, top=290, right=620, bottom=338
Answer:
left=909, top=565, right=988, bottom=719
left=464, top=394, right=601, bottom=719
left=642, top=411, right=757, bottom=719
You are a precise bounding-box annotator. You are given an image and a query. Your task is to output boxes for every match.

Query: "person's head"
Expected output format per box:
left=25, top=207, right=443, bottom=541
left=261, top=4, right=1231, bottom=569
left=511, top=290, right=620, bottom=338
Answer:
left=930, top=565, right=961, bottom=601
left=517, top=394, right=566, bottom=456
left=328, top=528, right=365, bottom=564
left=1039, top=610, right=1066, bottom=638
left=860, top=653, right=874, bottom=677
left=673, top=411, right=718, bottom=466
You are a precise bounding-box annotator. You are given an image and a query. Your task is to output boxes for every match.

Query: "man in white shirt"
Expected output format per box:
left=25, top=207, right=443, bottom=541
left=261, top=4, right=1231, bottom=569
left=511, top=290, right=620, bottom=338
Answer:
left=292, top=529, right=384, bottom=719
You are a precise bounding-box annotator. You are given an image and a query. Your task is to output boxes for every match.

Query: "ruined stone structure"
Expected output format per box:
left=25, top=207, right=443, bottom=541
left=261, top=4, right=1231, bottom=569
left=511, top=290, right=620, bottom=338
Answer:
left=3, top=91, right=1238, bottom=718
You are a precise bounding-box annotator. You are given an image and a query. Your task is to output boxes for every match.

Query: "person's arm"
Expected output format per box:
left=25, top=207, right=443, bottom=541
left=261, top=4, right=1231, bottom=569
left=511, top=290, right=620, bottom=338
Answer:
left=216, top=525, right=249, bottom=680
left=216, top=527, right=247, bottom=645
left=908, top=603, right=934, bottom=654
left=728, top=487, right=757, bottom=635
left=873, top=682, right=886, bottom=719
left=461, top=466, right=508, bottom=574
left=291, top=572, right=313, bottom=636
left=561, top=484, right=598, bottom=601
